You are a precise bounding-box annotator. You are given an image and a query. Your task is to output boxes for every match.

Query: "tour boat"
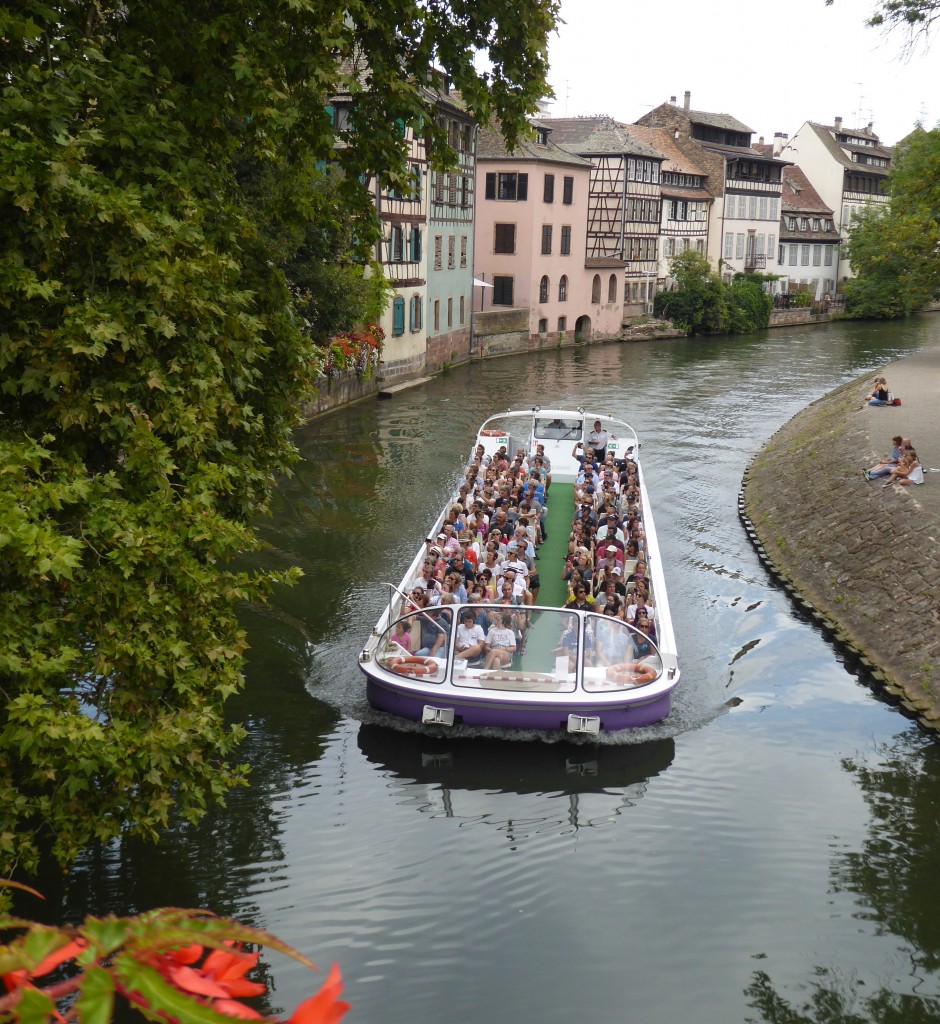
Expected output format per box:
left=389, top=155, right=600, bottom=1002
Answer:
left=358, top=409, right=681, bottom=735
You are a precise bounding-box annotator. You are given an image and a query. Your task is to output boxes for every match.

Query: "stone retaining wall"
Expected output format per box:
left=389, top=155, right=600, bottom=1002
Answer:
left=741, top=371, right=940, bottom=733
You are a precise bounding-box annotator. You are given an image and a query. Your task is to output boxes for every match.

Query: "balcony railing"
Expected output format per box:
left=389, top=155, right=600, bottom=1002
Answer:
left=744, top=253, right=767, bottom=270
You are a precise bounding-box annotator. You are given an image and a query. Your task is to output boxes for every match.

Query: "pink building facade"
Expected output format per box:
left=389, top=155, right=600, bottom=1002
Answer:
left=474, top=122, right=624, bottom=343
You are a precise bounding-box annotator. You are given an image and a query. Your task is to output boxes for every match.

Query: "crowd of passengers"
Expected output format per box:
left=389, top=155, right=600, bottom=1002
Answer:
left=390, top=421, right=658, bottom=669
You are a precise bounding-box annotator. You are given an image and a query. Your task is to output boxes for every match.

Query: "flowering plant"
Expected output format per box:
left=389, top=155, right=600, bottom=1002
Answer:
left=0, top=884, right=348, bottom=1024
left=315, top=324, right=383, bottom=383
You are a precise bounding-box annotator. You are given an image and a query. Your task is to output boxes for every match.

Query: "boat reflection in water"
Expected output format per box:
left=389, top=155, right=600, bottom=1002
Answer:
left=357, top=723, right=674, bottom=827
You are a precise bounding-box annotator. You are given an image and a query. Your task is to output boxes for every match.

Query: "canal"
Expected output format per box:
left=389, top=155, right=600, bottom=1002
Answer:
left=34, top=316, right=940, bottom=1023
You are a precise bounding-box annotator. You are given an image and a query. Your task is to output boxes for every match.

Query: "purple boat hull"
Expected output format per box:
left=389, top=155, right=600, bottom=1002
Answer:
left=365, top=674, right=671, bottom=732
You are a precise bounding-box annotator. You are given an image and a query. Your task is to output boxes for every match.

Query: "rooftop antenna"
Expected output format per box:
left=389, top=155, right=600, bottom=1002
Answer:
left=565, top=80, right=571, bottom=117
left=854, top=82, right=865, bottom=128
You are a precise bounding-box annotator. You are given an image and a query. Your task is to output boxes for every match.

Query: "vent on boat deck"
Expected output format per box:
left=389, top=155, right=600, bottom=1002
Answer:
left=422, top=705, right=455, bottom=727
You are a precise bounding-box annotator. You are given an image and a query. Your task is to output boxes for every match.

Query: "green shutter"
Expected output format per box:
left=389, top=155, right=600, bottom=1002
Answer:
left=392, top=297, right=405, bottom=336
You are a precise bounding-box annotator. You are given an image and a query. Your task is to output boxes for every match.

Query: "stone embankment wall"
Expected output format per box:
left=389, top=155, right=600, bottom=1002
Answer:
left=768, top=308, right=834, bottom=328
left=741, top=357, right=940, bottom=733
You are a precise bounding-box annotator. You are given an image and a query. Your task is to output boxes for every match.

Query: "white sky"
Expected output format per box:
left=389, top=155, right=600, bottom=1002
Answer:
left=544, top=0, right=938, bottom=145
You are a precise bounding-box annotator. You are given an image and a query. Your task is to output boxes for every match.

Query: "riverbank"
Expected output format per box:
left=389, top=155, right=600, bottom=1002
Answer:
left=742, top=344, right=940, bottom=732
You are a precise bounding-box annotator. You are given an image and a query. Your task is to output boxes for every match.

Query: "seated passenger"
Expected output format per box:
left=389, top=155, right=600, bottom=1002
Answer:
left=551, top=615, right=580, bottom=672
left=482, top=611, right=517, bottom=669
left=455, top=609, right=487, bottom=662
left=413, top=595, right=451, bottom=658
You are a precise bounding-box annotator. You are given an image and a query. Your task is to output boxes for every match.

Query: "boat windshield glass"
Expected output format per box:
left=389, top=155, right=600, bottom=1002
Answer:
left=534, top=416, right=582, bottom=441
left=375, top=607, right=453, bottom=684
left=452, top=607, right=578, bottom=693
left=582, top=613, right=663, bottom=692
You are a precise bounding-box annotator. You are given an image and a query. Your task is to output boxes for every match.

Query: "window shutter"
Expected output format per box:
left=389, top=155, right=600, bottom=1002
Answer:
left=517, top=174, right=528, bottom=200
left=411, top=228, right=421, bottom=263
left=485, top=173, right=496, bottom=200
left=392, top=297, right=405, bottom=336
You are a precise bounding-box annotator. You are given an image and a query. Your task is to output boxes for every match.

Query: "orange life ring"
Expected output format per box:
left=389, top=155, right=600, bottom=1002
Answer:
left=605, top=661, right=658, bottom=687
left=479, top=429, right=505, bottom=437
left=386, top=654, right=439, bottom=678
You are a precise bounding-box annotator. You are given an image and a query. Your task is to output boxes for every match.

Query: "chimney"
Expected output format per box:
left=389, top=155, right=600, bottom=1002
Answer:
left=673, top=128, right=679, bottom=139
left=834, top=115, right=842, bottom=131
left=867, top=121, right=874, bottom=133
left=772, top=131, right=788, bottom=157
left=758, top=135, right=764, bottom=145
left=669, top=95, right=677, bottom=105
left=683, top=90, right=691, bottom=111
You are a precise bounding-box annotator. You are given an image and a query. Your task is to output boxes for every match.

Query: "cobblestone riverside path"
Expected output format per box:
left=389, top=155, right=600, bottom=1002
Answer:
left=743, top=343, right=940, bottom=731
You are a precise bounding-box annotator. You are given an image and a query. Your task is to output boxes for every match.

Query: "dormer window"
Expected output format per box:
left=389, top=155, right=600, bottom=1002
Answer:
left=535, top=127, right=549, bottom=145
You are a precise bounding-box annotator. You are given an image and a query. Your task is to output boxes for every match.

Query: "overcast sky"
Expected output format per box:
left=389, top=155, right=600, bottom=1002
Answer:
left=543, top=0, right=937, bottom=145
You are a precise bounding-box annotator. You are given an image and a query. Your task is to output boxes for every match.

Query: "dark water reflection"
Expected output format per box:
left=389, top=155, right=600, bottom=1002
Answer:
left=20, top=316, right=940, bottom=1023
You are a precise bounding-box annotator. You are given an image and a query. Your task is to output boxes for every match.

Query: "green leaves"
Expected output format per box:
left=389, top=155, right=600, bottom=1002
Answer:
left=843, top=127, right=940, bottom=319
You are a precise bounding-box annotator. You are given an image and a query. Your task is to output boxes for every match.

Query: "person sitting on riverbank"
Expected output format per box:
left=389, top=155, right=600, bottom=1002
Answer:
left=884, top=449, right=924, bottom=487
left=866, top=377, right=890, bottom=406
left=865, top=436, right=906, bottom=480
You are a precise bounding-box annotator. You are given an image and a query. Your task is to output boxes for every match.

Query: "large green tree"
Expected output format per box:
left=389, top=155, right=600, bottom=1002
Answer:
left=0, top=0, right=558, bottom=879
left=842, top=127, right=940, bottom=318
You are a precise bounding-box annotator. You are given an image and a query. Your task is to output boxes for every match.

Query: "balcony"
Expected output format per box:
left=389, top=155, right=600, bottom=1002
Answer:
left=744, top=253, right=767, bottom=270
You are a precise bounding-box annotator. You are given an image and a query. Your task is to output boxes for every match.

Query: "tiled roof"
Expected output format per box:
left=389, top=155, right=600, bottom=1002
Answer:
left=701, top=141, right=791, bottom=165
left=540, top=116, right=665, bottom=159
left=661, top=185, right=712, bottom=201
left=803, top=122, right=892, bottom=172
left=476, top=125, right=593, bottom=168
left=585, top=257, right=628, bottom=268
left=780, top=165, right=833, bottom=215
left=686, top=108, right=754, bottom=134
left=627, top=124, right=709, bottom=177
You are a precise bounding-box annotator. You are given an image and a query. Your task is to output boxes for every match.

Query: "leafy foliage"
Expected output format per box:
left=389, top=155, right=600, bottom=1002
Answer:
left=0, top=0, right=558, bottom=879
left=843, top=127, right=940, bottom=319
left=0, top=897, right=349, bottom=1024
left=826, top=0, right=940, bottom=52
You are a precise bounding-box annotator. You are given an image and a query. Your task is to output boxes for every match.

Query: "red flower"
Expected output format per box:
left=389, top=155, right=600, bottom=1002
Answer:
left=287, top=964, right=349, bottom=1024
left=2, top=938, right=87, bottom=992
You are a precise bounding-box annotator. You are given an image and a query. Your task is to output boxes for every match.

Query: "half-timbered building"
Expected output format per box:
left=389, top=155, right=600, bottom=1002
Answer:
left=636, top=93, right=789, bottom=287
left=426, top=79, right=477, bottom=370
left=776, top=118, right=892, bottom=283
left=629, top=124, right=713, bottom=285
left=474, top=121, right=623, bottom=342
left=543, top=117, right=666, bottom=316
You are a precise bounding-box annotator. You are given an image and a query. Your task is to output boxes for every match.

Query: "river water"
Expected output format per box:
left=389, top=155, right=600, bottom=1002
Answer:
left=33, top=317, right=940, bottom=1023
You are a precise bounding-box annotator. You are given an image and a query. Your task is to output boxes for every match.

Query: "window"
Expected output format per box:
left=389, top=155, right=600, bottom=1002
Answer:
left=494, top=172, right=528, bottom=200
left=726, top=198, right=735, bottom=220
left=448, top=174, right=457, bottom=206
left=392, top=297, right=405, bottom=336
left=460, top=235, right=468, bottom=268
left=434, top=171, right=444, bottom=203
left=756, top=233, right=765, bottom=255
left=759, top=196, right=767, bottom=220
left=563, top=176, right=574, bottom=204
left=812, top=218, right=821, bottom=231
left=695, top=239, right=704, bottom=254
left=557, top=316, right=567, bottom=332
left=813, top=245, right=822, bottom=266
left=539, top=275, right=549, bottom=303
left=789, top=244, right=798, bottom=266
left=544, top=174, right=555, bottom=203
left=591, top=274, right=601, bottom=303
left=494, top=223, right=516, bottom=254
left=749, top=196, right=757, bottom=219
left=801, top=244, right=810, bottom=266
left=800, top=218, right=809, bottom=230
left=390, top=226, right=404, bottom=262
left=787, top=217, right=796, bottom=230
left=779, top=245, right=785, bottom=265
left=409, top=295, right=422, bottom=332
left=538, top=318, right=548, bottom=334
left=738, top=196, right=747, bottom=218
left=560, top=225, right=572, bottom=255
left=461, top=176, right=468, bottom=208
left=408, top=228, right=422, bottom=263
left=448, top=235, right=456, bottom=269
left=736, top=233, right=745, bottom=259
left=608, top=274, right=617, bottom=303
left=493, top=276, right=514, bottom=305
left=433, top=299, right=440, bottom=331
left=558, top=275, right=568, bottom=301
left=632, top=282, right=639, bottom=302
left=724, top=233, right=733, bottom=259
left=541, top=225, right=553, bottom=255
left=664, top=237, right=674, bottom=257
left=434, top=235, right=443, bottom=271
left=769, top=198, right=779, bottom=220
left=459, top=296, right=465, bottom=324
left=824, top=246, right=833, bottom=267
left=447, top=297, right=453, bottom=327
left=768, top=234, right=776, bottom=259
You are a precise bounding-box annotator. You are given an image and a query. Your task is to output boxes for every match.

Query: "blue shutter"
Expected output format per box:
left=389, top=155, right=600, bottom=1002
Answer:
left=412, top=228, right=421, bottom=263
left=392, top=297, right=405, bottom=336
